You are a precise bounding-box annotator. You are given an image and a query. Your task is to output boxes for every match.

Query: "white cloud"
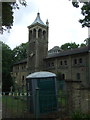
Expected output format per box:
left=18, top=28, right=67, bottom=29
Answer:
left=7, top=25, right=28, bottom=49
left=0, top=0, right=88, bottom=50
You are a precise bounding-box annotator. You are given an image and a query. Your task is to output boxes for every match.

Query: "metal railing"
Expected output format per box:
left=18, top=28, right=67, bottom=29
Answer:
left=1, top=91, right=68, bottom=119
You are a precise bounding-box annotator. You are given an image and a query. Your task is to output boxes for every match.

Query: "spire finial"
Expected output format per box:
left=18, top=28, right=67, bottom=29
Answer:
left=37, top=11, right=40, bottom=17
left=46, top=19, right=49, bottom=26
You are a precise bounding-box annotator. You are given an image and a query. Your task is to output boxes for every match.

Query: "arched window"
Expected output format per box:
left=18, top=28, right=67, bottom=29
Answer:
left=43, top=30, right=46, bottom=39
left=33, top=29, right=36, bottom=39
left=22, top=76, right=24, bottom=85
left=29, top=30, right=32, bottom=41
left=62, top=74, right=65, bottom=80
left=38, top=29, right=42, bottom=38
left=74, top=59, right=77, bottom=64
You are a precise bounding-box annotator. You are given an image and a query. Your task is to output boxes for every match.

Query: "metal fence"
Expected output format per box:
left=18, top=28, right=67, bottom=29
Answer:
left=1, top=90, right=68, bottom=120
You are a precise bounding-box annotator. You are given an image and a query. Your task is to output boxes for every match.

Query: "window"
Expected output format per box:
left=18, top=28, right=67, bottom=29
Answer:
left=22, top=66, right=23, bottom=70
left=16, top=66, right=19, bottom=70
left=60, top=61, right=63, bottom=65
left=62, top=74, right=65, bottom=80
left=79, top=58, right=82, bottom=64
left=47, top=62, right=50, bottom=67
left=74, top=59, right=77, bottom=64
left=22, top=76, right=24, bottom=85
left=64, top=60, right=67, bottom=65
left=51, top=62, right=54, bottom=67
left=38, top=29, right=42, bottom=38
left=77, top=73, right=80, bottom=80
left=43, top=31, right=46, bottom=39
left=29, top=30, right=32, bottom=40
left=33, top=29, right=36, bottom=38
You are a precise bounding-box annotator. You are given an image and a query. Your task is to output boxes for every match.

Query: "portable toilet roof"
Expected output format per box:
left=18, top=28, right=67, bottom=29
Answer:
left=26, top=71, right=56, bottom=79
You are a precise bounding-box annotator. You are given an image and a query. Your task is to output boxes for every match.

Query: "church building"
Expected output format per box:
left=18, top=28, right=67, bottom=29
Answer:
left=12, top=13, right=90, bottom=113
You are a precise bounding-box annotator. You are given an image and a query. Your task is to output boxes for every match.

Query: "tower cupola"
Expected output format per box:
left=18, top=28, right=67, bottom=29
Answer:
left=31, top=12, right=46, bottom=26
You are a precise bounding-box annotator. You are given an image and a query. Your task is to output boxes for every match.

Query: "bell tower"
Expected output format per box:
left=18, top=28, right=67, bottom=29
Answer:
left=27, top=13, right=49, bottom=73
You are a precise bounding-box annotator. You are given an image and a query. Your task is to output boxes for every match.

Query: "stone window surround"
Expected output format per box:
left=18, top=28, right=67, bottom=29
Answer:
left=60, top=60, right=68, bottom=66
left=73, top=58, right=83, bottom=65
left=47, top=61, right=55, bottom=68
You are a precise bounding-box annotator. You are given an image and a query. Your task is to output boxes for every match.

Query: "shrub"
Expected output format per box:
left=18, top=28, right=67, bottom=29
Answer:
left=71, top=111, right=90, bottom=120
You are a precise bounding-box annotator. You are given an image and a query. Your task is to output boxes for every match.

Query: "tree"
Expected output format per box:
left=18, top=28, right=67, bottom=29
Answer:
left=84, top=37, right=90, bottom=46
left=2, top=42, right=28, bottom=93
left=80, top=43, right=86, bottom=47
left=60, top=42, right=79, bottom=50
left=71, top=1, right=90, bottom=27
left=1, top=0, right=27, bottom=33
left=13, top=42, right=28, bottom=63
left=2, top=42, right=14, bottom=93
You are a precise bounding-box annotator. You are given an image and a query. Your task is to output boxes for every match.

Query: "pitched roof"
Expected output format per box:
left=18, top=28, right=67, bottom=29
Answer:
left=13, top=59, right=27, bottom=65
left=48, top=46, right=62, bottom=55
left=46, top=46, right=90, bottom=59
left=31, top=13, right=46, bottom=26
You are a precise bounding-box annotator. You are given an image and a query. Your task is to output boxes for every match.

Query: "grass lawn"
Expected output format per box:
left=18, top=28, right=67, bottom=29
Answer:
left=2, top=95, right=27, bottom=117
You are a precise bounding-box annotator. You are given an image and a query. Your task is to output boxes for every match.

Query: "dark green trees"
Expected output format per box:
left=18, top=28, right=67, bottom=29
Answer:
left=2, top=42, right=13, bottom=93
left=2, top=0, right=27, bottom=32
left=72, top=1, right=90, bottom=27
left=13, top=42, right=28, bottom=63
left=60, top=42, right=79, bottom=50
left=2, top=42, right=28, bottom=93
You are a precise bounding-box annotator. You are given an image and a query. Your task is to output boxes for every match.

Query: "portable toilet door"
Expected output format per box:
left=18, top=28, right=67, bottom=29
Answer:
left=26, top=71, right=58, bottom=114
left=37, top=77, right=57, bottom=113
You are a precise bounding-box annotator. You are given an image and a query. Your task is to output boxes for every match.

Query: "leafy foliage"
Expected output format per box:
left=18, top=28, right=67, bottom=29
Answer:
left=79, top=2, right=90, bottom=27
left=1, top=0, right=27, bottom=33
left=13, top=42, right=28, bottom=63
left=2, top=42, right=14, bottom=93
left=72, top=2, right=79, bottom=8
left=71, top=111, right=90, bottom=120
left=80, top=43, right=86, bottom=47
left=72, top=1, right=90, bottom=27
left=2, top=42, right=28, bottom=92
left=2, top=2, right=14, bottom=30
left=60, top=42, right=79, bottom=50
left=84, top=37, right=90, bottom=46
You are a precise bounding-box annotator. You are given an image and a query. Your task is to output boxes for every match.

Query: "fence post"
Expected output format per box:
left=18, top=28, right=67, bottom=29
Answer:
left=35, top=87, right=39, bottom=120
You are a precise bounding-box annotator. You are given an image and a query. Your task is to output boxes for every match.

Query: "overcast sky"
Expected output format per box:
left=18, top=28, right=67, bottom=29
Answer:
left=0, top=0, right=88, bottom=50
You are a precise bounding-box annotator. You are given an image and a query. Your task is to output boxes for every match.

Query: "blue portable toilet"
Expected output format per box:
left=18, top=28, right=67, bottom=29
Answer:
left=26, top=71, right=58, bottom=114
